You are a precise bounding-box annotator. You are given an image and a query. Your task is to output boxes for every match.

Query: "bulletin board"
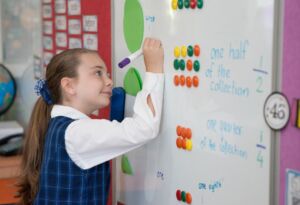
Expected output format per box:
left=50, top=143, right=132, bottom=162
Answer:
left=113, top=0, right=278, bottom=204
left=41, top=0, right=112, bottom=119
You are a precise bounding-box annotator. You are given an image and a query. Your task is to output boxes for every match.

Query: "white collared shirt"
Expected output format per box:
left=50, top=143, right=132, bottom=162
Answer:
left=51, top=72, right=164, bottom=170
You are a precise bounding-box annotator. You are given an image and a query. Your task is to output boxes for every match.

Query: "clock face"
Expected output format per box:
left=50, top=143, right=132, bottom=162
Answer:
left=264, top=92, right=290, bottom=130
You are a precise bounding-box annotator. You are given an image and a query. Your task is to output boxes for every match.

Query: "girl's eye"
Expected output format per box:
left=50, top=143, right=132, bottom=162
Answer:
left=96, top=70, right=103, bottom=77
left=96, top=70, right=110, bottom=78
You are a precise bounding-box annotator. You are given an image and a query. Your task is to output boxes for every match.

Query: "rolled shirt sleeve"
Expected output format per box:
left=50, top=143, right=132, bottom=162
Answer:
left=65, top=72, right=164, bottom=169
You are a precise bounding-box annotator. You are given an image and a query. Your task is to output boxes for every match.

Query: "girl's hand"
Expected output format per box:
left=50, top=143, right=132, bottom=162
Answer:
left=143, top=38, right=164, bottom=73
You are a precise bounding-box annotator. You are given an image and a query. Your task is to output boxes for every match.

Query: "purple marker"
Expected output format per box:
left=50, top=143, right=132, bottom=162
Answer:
left=118, top=50, right=143, bottom=68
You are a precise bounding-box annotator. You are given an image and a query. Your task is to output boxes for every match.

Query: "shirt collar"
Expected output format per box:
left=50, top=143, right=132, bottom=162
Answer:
left=51, top=104, right=90, bottom=120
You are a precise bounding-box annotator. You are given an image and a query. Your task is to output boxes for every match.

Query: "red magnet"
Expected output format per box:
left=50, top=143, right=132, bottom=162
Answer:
left=190, top=0, right=196, bottom=9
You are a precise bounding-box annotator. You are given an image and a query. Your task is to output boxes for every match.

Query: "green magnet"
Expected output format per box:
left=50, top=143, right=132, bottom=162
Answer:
left=197, top=0, right=203, bottom=9
left=180, top=59, right=185, bottom=70
left=178, top=0, right=184, bottom=9
left=174, top=59, right=180, bottom=70
left=187, top=45, right=194, bottom=57
left=194, top=60, right=200, bottom=72
left=184, top=0, right=190, bottom=8
left=181, top=191, right=186, bottom=202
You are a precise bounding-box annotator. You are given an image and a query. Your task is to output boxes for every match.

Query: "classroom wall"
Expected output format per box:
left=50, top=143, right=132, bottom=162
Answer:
left=280, top=0, right=300, bottom=204
left=0, top=0, right=41, bottom=127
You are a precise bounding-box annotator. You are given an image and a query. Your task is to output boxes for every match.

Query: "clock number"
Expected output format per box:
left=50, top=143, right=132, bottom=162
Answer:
left=270, top=103, right=286, bottom=120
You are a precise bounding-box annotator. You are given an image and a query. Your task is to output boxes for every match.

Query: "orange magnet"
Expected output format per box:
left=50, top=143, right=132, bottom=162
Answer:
left=186, top=128, right=192, bottom=139
left=182, top=138, right=187, bottom=149
left=187, top=59, right=193, bottom=71
left=174, top=75, right=180, bottom=86
left=194, top=45, right=200, bottom=57
left=176, top=125, right=182, bottom=136
left=186, top=192, right=192, bottom=204
left=186, top=76, right=192, bottom=88
left=180, top=75, right=185, bottom=86
left=176, top=137, right=183, bottom=148
left=181, top=127, right=186, bottom=138
left=193, top=76, right=199, bottom=87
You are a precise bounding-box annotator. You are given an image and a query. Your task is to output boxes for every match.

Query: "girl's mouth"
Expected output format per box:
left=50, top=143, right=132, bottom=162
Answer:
left=102, top=91, right=112, bottom=97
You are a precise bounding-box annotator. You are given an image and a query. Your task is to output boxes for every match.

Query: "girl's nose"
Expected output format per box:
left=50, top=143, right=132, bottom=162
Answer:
left=105, top=75, right=113, bottom=87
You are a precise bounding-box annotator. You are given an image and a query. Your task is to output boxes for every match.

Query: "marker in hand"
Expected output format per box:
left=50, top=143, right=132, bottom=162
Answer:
left=118, top=50, right=143, bottom=69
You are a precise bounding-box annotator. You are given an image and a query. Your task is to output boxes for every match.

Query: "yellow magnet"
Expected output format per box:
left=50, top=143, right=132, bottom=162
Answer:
left=181, top=46, right=187, bottom=57
left=186, top=139, right=192, bottom=151
left=174, top=46, right=180, bottom=58
left=172, top=0, right=178, bottom=10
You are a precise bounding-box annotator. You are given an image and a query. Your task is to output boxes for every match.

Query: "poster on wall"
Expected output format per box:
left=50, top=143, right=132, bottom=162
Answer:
left=69, top=38, right=82, bottom=49
left=83, top=15, right=98, bottom=32
left=68, top=0, right=81, bottom=15
left=83, top=34, right=97, bottom=50
left=286, top=169, right=300, bottom=205
left=55, top=16, right=67, bottom=30
left=43, top=21, right=53, bottom=34
left=33, top=55, right=43, bottom=80
left=68, top=19, right=81, bottom=34
left=55, top=0, right=66, bottom=14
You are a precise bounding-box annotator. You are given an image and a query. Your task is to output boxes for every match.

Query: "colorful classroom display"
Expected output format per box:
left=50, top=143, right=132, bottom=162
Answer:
left=41, top=0, right=111, bottom=119
left=114, top=0, right=276, bottom=204
left=42, top=0, right=99, bottom=62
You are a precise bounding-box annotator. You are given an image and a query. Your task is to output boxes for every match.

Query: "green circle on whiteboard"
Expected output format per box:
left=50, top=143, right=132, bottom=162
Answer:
left=121, top=155, right=134, bottom=175
left=123, top=0, right=144, bottom=53
left=124, top=67, right=143, bottom=96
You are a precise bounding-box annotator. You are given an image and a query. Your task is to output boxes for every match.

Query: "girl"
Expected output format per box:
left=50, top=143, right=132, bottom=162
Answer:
left=17, top=38, right=164, bottom=205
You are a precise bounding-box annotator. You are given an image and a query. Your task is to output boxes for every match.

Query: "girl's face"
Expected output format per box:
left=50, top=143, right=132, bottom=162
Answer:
left=75, top=53, right=113, bottom=113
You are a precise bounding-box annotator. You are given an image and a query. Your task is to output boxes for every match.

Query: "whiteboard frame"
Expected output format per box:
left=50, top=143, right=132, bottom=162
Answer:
left=270, top=0, right=285, bottom=204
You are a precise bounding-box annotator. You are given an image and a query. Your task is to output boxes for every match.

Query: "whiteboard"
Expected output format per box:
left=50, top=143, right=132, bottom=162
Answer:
left=113, top=0, right=276, bottom=204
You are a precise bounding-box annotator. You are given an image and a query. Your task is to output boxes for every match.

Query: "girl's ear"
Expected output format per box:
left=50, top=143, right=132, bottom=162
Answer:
left=61, top=77, right=77, bottom=96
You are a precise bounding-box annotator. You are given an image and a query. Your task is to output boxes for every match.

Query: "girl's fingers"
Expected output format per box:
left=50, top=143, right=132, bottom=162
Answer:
left=143, top=37, right=163, bottom=49
left=154, top=40, right=161, bottom=48
left=144, top=37, right=151, bottom=48
left=150, top=38, right=156, bottom=47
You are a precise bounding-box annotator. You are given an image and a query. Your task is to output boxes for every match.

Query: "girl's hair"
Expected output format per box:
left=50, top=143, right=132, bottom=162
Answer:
left=17, top=48, right=98, bottom=205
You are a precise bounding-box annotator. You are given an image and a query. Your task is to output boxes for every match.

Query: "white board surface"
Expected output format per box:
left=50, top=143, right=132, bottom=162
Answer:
left=113, top=0, right=276, bottom=204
